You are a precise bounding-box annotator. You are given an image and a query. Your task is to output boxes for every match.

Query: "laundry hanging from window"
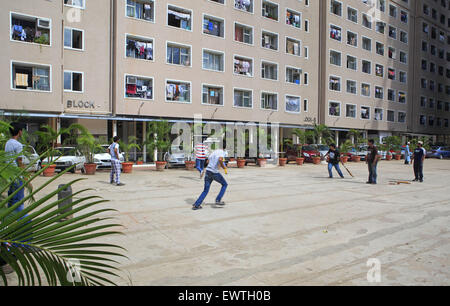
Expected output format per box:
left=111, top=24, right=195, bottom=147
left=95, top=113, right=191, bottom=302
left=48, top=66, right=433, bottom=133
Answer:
left=126, top=38, right=153, bottom=60
left=234, top=59, right=251, bottom=76
left=166, top=83, right=190, bottom=102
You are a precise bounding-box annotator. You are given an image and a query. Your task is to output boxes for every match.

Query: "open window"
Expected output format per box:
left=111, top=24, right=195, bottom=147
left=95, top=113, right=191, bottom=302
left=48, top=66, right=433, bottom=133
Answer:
left=261, top=61, right=278, bottom=80
left=286, top=38, right=301, bottom=56
left=203, top=15, right=225, bottom=38
left=285, top=96, right=300, bottom=113
left=166, top=80, right=191, bottom=102
left=286, top=67, right=301, bottom=85
left=167, top=5, right=192, bottom=30
left=12, top=62, right=50, bottom=91
left=126, top=0, right=155, bottom=22
left=167, top=43, right=191, bottom=66
left=64, top=71, right=83, bottom=92
left=286, top=9, right=301, bottom=28
left=234, top=56, right=253, bottom=76
left=235, top=0, right=253, bottom=13
left=11, top=13, right=50, bottom=45
left=235, top=23, right=253, bottom=44
left=262, top=31, right=278, bottom=50
left=64, top=27, right=83, bottom=50
left=202, top=85, right=224, bottom=106
left=126, top=35, right=153, bottom=60
left=262, top=1, right=278, bottom=21
left=261, top=92, right=278, bottom=110
left=125, top=75, right=153, bottom=100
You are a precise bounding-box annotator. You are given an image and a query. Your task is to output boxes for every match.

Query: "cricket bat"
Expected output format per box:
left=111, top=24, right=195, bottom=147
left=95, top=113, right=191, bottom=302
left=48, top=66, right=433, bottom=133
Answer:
left=340, top=162, right=354, bottom=178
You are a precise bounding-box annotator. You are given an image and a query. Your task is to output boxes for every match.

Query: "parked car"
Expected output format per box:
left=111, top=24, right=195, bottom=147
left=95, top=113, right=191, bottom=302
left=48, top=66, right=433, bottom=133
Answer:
left=22, top=145, right=41, bottom=172
left=311, top=144, right=330, bottom=160
left=286, top=145, right=320, bottom=163
left=94, top=145, right=124, bottom=169
left=164, top=145, right=191, bottom=168
left=426, top=146, right=450, bottom=159
left=42, top=147, right=86, bottom=173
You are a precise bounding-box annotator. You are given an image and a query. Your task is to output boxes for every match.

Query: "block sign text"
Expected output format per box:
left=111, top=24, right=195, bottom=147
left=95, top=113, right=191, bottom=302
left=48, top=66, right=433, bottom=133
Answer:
left=67, top=100, right=96, bottom=109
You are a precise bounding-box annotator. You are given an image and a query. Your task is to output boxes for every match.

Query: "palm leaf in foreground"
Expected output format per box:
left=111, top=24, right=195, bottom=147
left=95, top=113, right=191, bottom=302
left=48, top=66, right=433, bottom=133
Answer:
left=0, top=164, right=127, bottom=286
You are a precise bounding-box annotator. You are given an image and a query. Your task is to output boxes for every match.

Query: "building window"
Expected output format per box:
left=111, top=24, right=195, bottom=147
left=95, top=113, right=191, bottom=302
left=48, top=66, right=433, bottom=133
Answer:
left=330, top=0, right=342, bottom=16
left=126, top=0, right=154, bottom=22
left=285, top=96, right=301, bottom=113
left=388, top=89, right=395, bottom=101
left=64, top=0, right=85, bottom=9
left=347, top=55, right=357, bottom=70
left=125, top=75, right=153, bottom=100
left=286, top=38, right=301, bottom=56
left=167, top=5, right=192, bottom=30
left=387, top=110, right=395, bottom=122
left=234, top=89, right=252, bottom=108
left=286, top=67, right=301, bottom=85
left=388, top=47, right=396, bottom=59
left=329, top=76, right=341, bottom=91
left=126, top=35, right=153, bottom=60
left=399, top=71, right=407, bottom=83
left=12, top=62, right=50, bottom=92
left=388, top=68, right=395, bottom=80
left=64, top=27, right=83, bottom=50
left=261, top=61, right=278, bottom=80
left=166, top=80, right=191, bottom=103
left=346, top=104, right=356, bottom=118
left=361, top=83, right=370, bottom=97
left=234, top=55, right=253, bottom=76
left=362, top=37, right=372, bottom=51
left=262, top=1, right=279, bottom=21
left=11, top=13, right=51, bottom=45
left=376, top=21, right=386, bottom=34
left=262, top=31, right=278, bottom=50
left=346, top=80, right=357, bottom=94
left=400, top=51, right=407, bottom=64
left=203, top=15, right=225, bottom=38
left=362, top=60, right=371, bottom=74
left=330, top=50, right=341, bottom=66
left=329, top=101, right=341, bottom=117
left=347, top=31, right=357, bottom=47
left=362, top=14, right=372, bottom=29
left=347, top=7, right=357, bottom=23
left=167, top=43, right=191, bottom=66
left=202, top=85, right=223, bottom=105
left=234, top=0, right=253, bottom=13
left=203, top=49, right=224, bottom=72
left=374, top=108, right=384, bottom=121
left=376, top=42, right=384, bottom=56
left=400, top=31, right=408, bottom=44
left=398, top=92, right=406, bottom=103
left=375, top=64, right=384, bottom=77
left=261, top=92, right=278, bottom=110
left=375, top=86, right=384, bottom=99
left=361, top=106, right=370, bottom=120
left=420, top=115, right=426, bottom=126
left=388, top=26, right=397, bottom=39
left=330, top=25, right=342, bottom=42
left=64, top=71, right=83, bottom=92
left=235, top=23, right=253, bottom=44
left=286, top=9, right=301, bottom=28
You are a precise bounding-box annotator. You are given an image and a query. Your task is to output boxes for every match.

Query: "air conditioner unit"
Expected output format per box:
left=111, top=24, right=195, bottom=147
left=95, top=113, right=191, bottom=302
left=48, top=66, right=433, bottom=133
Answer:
left=37, top=19, right=50, bottom=29
left=126, top=76, right=137, bottom=85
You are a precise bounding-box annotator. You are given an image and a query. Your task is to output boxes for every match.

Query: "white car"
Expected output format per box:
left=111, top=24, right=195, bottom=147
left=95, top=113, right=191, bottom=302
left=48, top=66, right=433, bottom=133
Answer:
left=94, top=145, right=124, bottom=169
left=42, top=147, right=86, bottom=173
left=22, top=145, right=41, bottom=172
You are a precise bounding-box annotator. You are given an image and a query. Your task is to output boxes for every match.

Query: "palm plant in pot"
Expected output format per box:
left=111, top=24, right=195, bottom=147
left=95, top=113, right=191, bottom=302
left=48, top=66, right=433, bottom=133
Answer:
left=256, top=128, right=271, bottom=167
left=76, top=129, right=101, bottom=175
left=119, top=136, right=141, bottom=174
left=292, top=129, right=314, bottom=166
left=339, top=140, right=353, bottom=163
left=145, top=120, right=171, bottom=171
left=235, top=130, right=248, bottom=169
left=279, top=138, right=291, bottom=166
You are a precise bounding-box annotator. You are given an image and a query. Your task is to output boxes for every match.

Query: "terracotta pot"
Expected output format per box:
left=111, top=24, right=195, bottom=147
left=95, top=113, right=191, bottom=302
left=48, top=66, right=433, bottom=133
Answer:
left=155, top=161, right=166, bottom=171
left=84, top=163, right=97, bottom=175
left=340, top=156, right=349, bottom=164
left=237, top=159, right=246, bottom=168
left=258, top=158, right=267, bottom=167
left=122, top=162, right=134, bottom=173
left=279, top=158, right=287, bottom=166
left=352, top=156, right=361, bottom=162
left=296, top=157, right=305, bottom=165
left=386, top=155, right=393, bottom=161
left=42, top=164, right=56, bottom=177
left=185, top=160, right=196, bottom=170
left=394, top=154, right=401, bottom=160
left=135, top=161, right=144, bottom=165
left=312, top=156, right=322, bottom=165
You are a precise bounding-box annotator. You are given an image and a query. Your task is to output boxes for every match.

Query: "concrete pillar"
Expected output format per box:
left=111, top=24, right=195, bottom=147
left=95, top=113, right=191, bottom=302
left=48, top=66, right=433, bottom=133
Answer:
left=56, top=118, right=62, bottom=145
left=154, top=133, right=158, bottom=162
left=335, top=130, right=339, bottom=146
left=112, top=120, right=118, bottom=137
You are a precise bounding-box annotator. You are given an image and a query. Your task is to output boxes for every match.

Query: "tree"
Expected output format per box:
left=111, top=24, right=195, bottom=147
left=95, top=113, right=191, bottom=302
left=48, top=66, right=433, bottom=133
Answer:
left=313, top=124, right=331, bottom=144
left=119, top=136, right=141, bottom=162
left=145, top=120, right=172, bottom=162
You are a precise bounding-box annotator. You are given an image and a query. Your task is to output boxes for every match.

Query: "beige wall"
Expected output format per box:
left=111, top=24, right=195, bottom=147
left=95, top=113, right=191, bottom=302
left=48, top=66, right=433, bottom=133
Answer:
left=114, top=0, right=320, bottom=126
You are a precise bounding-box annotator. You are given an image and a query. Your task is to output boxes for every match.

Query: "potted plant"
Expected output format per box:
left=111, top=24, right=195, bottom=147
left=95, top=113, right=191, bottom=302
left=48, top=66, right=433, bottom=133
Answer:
left=279, top=138, right=291, bottom=166
left=119, top=136, right=141, bottom=174
left=145, top=120, right=171, bottom=171
left=339, top=140, right=353, bottom=163
left=292, top=129, right=314, bottom=166
left=235, top=130, right=248, bottom=168
left=76, top=129, right=100, bottom=175
left=136, top=158, right=144, bottom=165
left=256, top=128, right=271, bottom=167
left=36, top=125, right=72, bottom=177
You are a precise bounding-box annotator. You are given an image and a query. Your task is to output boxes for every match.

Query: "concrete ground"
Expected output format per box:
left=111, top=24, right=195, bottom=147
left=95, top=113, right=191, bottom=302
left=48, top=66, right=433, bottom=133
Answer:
left=10, top=159, right=450, bottom=285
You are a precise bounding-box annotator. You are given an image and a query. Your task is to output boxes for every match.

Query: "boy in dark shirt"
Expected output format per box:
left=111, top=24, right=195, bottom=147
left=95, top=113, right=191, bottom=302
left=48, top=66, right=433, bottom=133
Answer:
left=412, top=141, right=426, bottom=182
left=366, top=139, right=380, bottom=184
left=325, top=144, right=344, bottom=178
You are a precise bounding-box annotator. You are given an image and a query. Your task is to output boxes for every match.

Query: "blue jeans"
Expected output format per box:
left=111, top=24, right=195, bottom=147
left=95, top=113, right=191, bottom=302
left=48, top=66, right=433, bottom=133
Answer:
left=195, top=159, right=206, bottom=173
left=368, top=163, right=378, bottom=183
left=8, top=179, right=25, bottom=214
left=328, top=163, right=344, bottom=178
left=194, top=171, right=228, bottom=207
left=414, top=162, right=423, bottom=180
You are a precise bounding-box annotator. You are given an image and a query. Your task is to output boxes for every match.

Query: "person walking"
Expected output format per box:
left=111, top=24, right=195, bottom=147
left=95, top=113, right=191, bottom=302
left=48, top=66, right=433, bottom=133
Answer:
left=194, top=140, right=208, bottom=178
left=108, top=136, right=124, bottom=186
left=412, top=141, right=426, bottom=182
left=366, top=139, right=380, bottom=185
left=192, top=148, right=228, bottom=211
left=404, top=142, right=411, bottom=165
left=324, top=144, right=344, bottom=179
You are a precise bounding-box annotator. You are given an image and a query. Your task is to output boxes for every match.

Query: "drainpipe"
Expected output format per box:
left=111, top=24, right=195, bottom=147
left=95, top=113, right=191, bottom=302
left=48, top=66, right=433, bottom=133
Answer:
left=110, top=0, right=116, bottom=117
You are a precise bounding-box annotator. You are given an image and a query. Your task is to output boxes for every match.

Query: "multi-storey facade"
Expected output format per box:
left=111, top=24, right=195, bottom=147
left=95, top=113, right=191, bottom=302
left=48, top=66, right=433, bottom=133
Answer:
left=319, top=0, right=413, bottom=143
left=1, top=0, right=449, bottom=155
left=411, top=0, right=450, bottom=144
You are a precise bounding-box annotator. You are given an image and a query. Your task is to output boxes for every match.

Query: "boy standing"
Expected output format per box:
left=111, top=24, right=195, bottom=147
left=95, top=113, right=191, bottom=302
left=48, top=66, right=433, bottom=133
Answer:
left=193, top=149, right=228, bottom=210
left=366, top=139, right=380, bottom=185
left=324, top=144, right=344, bottom=178
left=412, top=141, right=426, bottom=182
left=109, top=136, right=124, bottom=186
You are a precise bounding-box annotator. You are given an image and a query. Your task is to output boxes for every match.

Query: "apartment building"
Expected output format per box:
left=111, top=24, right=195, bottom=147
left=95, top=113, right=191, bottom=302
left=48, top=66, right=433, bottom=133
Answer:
left=411, top=0, right=450, bottom=144
left=319, top=0, right=414, bottom=143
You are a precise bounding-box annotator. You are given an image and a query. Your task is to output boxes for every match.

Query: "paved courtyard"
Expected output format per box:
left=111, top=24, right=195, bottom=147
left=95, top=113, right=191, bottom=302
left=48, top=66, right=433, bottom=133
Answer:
left=30, top=159, right=450, bottom=285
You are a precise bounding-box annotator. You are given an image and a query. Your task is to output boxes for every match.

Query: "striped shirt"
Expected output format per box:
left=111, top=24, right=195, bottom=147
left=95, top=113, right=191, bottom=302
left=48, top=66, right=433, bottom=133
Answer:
left=195, top=143, right=208, bottom=160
